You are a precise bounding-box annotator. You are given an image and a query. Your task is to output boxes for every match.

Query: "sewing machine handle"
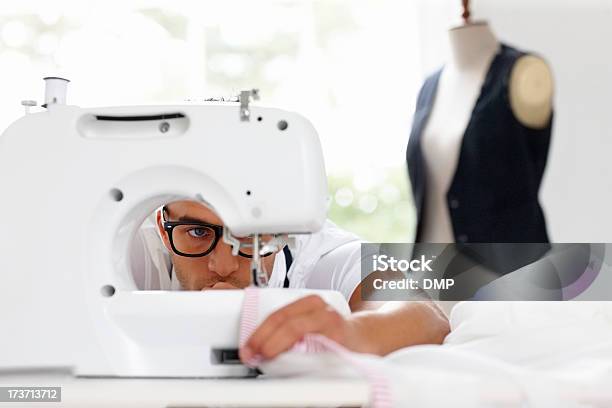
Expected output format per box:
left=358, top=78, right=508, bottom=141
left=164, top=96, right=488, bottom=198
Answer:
left=77, top=112, right=190, bottom=140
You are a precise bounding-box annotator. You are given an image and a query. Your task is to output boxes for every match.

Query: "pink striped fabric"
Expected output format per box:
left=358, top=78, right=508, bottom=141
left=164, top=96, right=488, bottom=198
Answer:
left=239, top=287, right=394, bottom=408
left=239, top=286, right=264, bottom=367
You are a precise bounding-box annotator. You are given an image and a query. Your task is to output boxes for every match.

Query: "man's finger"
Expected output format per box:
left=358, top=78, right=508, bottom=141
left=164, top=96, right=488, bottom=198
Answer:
left=257, top=307, right=343, bottom=360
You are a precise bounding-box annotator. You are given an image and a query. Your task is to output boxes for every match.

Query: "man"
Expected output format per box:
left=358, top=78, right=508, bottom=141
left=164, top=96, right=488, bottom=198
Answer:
left=132, top=199, right=449, bottom=363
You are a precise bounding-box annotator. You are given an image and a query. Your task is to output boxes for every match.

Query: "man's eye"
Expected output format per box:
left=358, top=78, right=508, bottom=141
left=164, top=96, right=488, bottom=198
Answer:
left=188, top=228, right=210, bottom=238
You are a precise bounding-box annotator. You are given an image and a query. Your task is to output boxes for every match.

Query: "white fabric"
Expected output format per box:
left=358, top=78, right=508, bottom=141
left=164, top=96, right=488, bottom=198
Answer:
left=383, top=302, right=612, bottom=406
left=255, top=301, right=612, bottom=407
left=131, top=219, right=364, bottom=301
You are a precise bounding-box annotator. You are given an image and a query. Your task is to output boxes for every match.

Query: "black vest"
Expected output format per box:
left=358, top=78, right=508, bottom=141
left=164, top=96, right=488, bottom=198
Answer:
left=406, top=44, right=553, bottom=244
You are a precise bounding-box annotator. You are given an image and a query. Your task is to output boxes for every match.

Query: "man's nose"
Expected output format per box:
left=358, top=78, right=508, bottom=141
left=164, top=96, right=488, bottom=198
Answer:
left=208, top=241, right=240, bottom=277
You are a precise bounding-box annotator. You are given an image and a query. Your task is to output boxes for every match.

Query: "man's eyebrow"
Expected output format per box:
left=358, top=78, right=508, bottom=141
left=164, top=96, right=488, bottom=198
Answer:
left=176, top=215, right=219, bottom=225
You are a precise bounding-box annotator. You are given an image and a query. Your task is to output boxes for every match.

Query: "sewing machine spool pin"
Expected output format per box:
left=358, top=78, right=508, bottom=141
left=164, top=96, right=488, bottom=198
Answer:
left=21, top=100, right=37, bottom=115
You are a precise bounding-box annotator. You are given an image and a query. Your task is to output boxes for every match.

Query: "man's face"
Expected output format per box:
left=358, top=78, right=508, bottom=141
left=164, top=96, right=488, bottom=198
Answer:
left=156, top=200, right=277, bottom=290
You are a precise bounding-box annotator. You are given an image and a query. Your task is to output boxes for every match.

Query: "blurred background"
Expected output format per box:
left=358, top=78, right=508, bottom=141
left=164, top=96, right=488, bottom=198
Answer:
left=1, top=0, right=611, bottom=242
left=0, top=0, right=420, bottom=242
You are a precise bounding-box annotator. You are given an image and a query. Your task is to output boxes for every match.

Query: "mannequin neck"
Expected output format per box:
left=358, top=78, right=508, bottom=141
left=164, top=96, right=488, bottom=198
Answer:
left=448, top=21, right=499, bottom=69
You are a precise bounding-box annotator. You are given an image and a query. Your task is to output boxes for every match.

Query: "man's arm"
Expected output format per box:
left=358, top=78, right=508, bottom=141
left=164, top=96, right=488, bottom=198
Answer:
left=343, top=283, right=450, bottom=355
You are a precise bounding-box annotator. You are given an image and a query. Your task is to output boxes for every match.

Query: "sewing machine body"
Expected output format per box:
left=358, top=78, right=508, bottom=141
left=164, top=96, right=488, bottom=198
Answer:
left=0, top=92, right=346, bottom=378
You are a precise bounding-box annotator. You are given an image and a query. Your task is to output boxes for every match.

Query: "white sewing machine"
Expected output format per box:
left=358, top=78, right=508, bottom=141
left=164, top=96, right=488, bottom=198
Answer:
left=0, top=78, right=351, bottom=381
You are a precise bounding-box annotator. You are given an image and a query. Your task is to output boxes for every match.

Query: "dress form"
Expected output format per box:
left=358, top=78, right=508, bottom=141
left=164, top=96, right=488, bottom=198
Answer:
left=419, top=4, right=554, bottom=244
left=419, top=22, right=500, bottom=243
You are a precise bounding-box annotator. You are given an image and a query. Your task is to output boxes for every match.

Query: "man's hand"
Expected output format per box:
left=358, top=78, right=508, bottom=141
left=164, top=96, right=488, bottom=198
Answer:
left=239, top=283, right=450, bottom=363
left=239, top=295, right=366, bottom=363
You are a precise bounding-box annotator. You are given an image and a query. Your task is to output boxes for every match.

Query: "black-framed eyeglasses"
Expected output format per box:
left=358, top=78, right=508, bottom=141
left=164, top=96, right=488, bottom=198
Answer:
left=161, top=206, right=273, bottom=258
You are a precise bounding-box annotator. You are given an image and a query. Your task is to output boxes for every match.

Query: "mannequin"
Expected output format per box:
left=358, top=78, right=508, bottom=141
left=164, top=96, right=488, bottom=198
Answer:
left=418, top=0, right=554, bottom=243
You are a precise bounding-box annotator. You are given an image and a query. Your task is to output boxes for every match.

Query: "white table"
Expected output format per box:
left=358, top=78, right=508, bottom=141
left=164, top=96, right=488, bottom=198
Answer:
left=0, top=373, right=370, bottom=407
